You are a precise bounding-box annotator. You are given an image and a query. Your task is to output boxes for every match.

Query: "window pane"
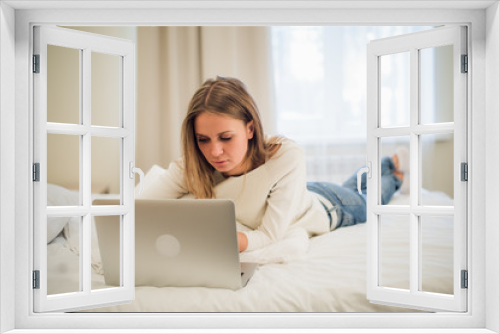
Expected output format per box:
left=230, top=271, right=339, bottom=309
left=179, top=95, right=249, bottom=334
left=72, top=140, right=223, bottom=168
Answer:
left=420, top=45, right=454, bottom=124
left=380, top=214, right=410, bottom=290
left=91, top=52, right=121, bottom=127
left=91, top=137, right=121, bottom=198
left=421, top=133, right=454, bottom=205
left=380, top=52, right=410, bottom=128
left=420, top=215, right=454, bottom=295
left=48, top=216, right=81, bottom=295
left=47, top=133, right=80, bottom=205
left=93, top=215, right=122, bottom=289
left=47, top=45, right=81, bottom=124
left=380, top=136, right=410, bottom=205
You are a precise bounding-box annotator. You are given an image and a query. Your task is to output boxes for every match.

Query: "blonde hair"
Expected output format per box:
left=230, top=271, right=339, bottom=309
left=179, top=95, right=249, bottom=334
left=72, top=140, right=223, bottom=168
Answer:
left=181, top=76, right=281, bottom=199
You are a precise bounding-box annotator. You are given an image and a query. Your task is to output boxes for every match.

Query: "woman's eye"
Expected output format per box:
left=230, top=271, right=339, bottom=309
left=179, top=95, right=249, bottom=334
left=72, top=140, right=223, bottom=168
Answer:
left=220, top=137, right=232, bottom=141
left=197, top=138, right=208, bottom=143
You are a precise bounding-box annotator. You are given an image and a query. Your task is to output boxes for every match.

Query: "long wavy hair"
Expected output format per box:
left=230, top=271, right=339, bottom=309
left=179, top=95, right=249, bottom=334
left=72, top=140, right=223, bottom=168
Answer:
left=181, top=76, right=281, bottom=199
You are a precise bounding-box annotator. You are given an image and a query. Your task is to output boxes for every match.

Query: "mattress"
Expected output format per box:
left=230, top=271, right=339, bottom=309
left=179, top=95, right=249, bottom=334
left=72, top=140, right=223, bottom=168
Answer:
left=46, top=189, right=454, bottom=313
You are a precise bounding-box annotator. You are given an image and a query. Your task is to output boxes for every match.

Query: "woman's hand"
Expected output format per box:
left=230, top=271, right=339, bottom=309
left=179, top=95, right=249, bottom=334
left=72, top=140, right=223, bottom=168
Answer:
left=237, top=232, right=248, bottom=252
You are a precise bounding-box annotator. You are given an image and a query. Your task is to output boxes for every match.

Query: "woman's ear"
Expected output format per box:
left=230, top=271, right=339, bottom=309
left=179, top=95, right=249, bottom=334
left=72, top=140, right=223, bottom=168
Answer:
left=246, top=120, right=255, bottom=139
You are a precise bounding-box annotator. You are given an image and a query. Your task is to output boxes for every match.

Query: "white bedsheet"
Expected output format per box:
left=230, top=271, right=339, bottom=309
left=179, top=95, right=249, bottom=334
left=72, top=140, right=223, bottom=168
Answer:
left=47, top=190, right=454, bottom=313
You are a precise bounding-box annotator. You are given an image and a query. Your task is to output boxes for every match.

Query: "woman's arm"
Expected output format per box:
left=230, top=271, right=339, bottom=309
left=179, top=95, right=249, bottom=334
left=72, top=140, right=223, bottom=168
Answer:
left=242, top=145, right=307, bottom=251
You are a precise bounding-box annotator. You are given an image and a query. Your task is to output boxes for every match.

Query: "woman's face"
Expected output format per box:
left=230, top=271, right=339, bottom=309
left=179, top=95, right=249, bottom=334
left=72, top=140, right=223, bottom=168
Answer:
left=194, top=112, right=254, bottom=176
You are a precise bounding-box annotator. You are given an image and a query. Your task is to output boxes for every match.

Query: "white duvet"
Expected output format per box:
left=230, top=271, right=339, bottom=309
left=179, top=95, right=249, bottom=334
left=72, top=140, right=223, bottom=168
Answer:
left=47, top=189, right=454, bottom=313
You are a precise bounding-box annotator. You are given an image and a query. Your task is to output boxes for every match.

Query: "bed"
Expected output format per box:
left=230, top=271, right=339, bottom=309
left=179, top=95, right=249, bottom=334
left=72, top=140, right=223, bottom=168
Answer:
left=46, top=183, right=454, bottom=313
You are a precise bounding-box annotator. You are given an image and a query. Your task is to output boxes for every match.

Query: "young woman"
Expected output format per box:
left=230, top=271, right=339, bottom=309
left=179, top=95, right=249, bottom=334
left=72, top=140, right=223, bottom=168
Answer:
left=138, top=76, right=407, bottom=252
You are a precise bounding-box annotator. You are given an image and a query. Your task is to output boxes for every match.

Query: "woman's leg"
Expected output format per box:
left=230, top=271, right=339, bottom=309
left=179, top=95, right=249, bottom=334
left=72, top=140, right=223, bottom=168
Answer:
left=341, top=166, right=367, bottom=195
left=307, top=181, right=367, bottom=230
left=309, top=156, right=404, bottom=230
left=341, top=156, right=402, bottom=204
left=380, top=157, right=403, bottom=205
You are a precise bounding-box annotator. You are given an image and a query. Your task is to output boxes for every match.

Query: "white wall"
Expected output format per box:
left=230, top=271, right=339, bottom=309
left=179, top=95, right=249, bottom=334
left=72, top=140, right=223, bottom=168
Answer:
left=0, top=2, right=16, bottom=333
left=486, top=2, right=500, bottom=333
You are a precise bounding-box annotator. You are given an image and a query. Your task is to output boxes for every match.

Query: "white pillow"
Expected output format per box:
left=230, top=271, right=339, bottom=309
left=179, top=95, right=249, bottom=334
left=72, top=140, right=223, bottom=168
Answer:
left=134, top=164, right=166, bottom=197
left=47, top=184, right=79, bottom=244
left=63, top=193, right=120, bottom=267
left=46, top=198, right=69, bottom=244
left=63, top=216, right=102, bottom=268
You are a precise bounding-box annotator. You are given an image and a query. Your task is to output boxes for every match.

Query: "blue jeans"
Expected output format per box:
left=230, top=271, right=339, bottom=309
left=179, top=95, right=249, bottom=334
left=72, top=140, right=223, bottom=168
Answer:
left=307, top=156, right=402, bottom=230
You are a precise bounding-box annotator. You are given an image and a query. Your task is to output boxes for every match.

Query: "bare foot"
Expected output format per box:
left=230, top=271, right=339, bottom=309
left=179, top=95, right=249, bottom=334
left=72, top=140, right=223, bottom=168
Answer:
left=392, top=154, right=404, bottom=181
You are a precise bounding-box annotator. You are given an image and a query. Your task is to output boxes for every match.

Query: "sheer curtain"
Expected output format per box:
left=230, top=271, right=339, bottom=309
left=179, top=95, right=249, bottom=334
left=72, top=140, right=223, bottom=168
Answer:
left=136, top=27, right=276, bottom=173
left=270, top=26, right=432, bottom=184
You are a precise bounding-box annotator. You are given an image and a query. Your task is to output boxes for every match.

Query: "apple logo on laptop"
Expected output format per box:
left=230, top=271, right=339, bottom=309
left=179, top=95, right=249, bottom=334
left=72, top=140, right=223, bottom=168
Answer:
left=155, top=234, right=181, bottom=258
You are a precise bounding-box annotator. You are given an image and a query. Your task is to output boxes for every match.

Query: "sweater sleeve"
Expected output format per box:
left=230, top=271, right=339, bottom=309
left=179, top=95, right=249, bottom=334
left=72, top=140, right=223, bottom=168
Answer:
left=136, top=158, right=189, bottom=199
left=242, top=145, right=308, bottom=251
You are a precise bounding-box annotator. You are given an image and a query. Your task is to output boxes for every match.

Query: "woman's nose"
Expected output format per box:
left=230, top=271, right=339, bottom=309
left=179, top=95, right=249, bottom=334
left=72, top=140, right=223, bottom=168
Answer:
left=210, top=143, right=223, bottom=157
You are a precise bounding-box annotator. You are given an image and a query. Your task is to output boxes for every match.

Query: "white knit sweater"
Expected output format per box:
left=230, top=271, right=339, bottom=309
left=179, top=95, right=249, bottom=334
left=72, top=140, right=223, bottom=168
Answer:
left=137, top=138, right=330, bottom=251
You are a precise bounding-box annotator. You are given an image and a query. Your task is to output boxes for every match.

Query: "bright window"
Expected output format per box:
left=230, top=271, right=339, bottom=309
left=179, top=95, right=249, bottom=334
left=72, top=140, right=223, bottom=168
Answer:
left=270, top=26, right=434, bottom=183
left=271, top=26, right=434, bottom=143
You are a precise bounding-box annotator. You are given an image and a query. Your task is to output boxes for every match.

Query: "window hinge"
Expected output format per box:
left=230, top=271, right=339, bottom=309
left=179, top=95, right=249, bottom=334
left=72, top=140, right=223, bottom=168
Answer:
left=461, top=270, right=468, bottom=289
left=461, top=162, right=468, bottom=181
left=33, top=163, right=40, bottom=182
left=461, top=54, right=468, bottom=73
left=33, top=54, right=40, bottom=73
left=33, top=270, right=40, bottom=289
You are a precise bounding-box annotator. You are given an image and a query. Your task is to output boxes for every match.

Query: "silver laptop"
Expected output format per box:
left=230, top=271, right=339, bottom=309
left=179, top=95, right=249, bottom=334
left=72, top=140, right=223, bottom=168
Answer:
left=93, top=198, right=257, bottom=290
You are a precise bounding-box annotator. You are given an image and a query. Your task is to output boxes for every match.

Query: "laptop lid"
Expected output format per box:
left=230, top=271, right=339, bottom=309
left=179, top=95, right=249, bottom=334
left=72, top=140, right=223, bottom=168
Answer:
left=94, top=198, right=252, bottom=290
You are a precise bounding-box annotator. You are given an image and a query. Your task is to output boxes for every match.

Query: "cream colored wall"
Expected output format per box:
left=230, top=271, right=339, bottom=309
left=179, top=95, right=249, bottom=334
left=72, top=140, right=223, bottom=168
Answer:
left=428, top=137, right=454, bottom=198
left=47, top=27, right=137, bottom=194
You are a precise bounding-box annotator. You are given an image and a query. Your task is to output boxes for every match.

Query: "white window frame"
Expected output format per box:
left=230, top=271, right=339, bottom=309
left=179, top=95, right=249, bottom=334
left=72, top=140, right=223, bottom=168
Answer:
left=366, top=26, right=468, bottom=312
left=33, top=25, right=137, bottom=312
left=1, top=1, right=499, bottom=333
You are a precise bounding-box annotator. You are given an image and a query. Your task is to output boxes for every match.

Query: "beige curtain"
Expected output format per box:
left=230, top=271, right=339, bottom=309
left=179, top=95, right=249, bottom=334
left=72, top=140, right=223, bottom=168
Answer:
left=136, top=27, right=276, bottom=173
